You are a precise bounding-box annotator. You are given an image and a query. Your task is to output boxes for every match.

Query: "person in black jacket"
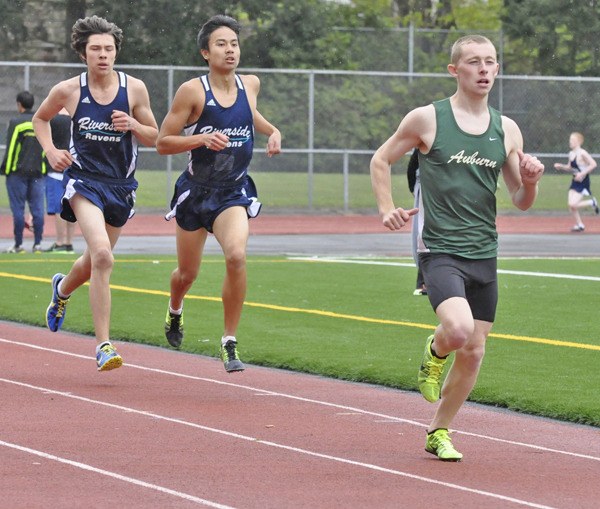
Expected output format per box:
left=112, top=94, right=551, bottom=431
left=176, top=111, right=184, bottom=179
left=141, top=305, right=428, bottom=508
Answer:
left=406, top=148, right=426, bottom=295
left=44, top=109, right=75, bottom=252
left=1, top=91, right=46, bottom=253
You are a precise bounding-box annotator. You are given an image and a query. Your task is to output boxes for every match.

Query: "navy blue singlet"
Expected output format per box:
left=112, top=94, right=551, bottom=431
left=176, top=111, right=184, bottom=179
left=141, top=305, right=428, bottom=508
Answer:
left=184, top=74, right=254, bottom=185
left=570, top=157, right=591, bottom=189
left=70, top=71, right=137, bottom=180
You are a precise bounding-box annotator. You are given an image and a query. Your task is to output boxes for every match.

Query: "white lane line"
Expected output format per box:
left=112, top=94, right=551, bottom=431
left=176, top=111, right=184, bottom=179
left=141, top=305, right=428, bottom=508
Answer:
left=127, top=364, right=600, bottom=463
left=288, top=256, right=600, bottom=281
left=0, top=439, right=234, bottom=508
left=0, top=377, right=555, bottom=509
left=1, top=337, right=598, bottom=464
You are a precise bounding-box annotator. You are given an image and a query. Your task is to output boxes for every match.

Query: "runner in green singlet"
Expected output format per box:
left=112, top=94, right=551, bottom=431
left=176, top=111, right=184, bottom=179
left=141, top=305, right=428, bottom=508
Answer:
left=370, top=35, right=544, bottom=462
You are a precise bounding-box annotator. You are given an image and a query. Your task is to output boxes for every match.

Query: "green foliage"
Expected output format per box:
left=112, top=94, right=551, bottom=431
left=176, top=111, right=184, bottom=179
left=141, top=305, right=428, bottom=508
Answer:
left=242, top=0, right=344, bottom=69
left=3, top=0, right=600, bottom=77
left=0, top=0, right=598, bottom=79
left=83, top=0, right=222, bottom=66
left=338, top=0, right=395, bottom=29
left=0, top=0, right=27, bottom=59
left=502, top=0, right=600, bottom=76
left=451, top=0, right=503, bottom=30
left=313, top=76, right=395, bottom=149
left=250, top=72, right=310, bottom=148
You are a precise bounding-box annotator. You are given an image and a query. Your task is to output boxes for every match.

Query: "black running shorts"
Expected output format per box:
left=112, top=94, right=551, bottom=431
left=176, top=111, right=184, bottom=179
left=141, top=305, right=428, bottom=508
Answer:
left=418, top=253, right=498, bottom=322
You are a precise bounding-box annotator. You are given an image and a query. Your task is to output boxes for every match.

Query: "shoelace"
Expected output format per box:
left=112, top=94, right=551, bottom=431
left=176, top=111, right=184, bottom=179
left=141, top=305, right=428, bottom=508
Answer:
left=431, top=430, right=453, bottom=448
left=224, top=342, right=238, bottom=361
left=169, top=314, right=182, bottom=331
left=54, top=297, right=68, bottom=318
left=425, top=358, right=444, bottom=382
left=100, top=345, right=115, bottom=356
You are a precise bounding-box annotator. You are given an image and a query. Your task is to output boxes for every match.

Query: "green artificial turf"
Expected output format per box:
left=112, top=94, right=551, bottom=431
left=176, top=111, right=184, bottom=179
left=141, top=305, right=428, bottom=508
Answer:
left=1, top=254, right=598, bottom=426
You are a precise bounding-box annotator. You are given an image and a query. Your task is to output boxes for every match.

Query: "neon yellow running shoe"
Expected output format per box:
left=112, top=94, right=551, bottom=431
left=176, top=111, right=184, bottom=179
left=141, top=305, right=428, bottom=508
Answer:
left=417, top=335, right=447, bottom=403
left=425, top=428, right=463, bottom=462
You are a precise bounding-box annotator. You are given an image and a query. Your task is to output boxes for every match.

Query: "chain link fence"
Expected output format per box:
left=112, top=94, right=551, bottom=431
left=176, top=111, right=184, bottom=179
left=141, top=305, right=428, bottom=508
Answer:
left=1, top=61, right=599, bottom=212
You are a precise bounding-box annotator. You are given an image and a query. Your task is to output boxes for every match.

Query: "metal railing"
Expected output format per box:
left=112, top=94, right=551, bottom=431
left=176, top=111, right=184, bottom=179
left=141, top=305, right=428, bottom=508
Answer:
left=2, top=61, right=600, bottom=211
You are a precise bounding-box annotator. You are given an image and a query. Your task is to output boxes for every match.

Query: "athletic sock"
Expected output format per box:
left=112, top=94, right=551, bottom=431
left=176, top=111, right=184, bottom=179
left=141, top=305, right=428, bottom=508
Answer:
left=430, top=339, right=448, bottom=360
left=221, top=335, right=236, bottom=345
left=96, top=341, right=111, bottom=354
left=56, top=280, right=71, bottom=300
left=169, top=301, right=182, bottom=315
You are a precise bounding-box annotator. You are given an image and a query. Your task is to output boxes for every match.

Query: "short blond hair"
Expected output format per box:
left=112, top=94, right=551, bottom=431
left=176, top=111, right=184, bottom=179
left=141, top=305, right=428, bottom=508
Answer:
left=571, top=132, right=584, bottom=145
left=450, top=35, right=495, bottom=65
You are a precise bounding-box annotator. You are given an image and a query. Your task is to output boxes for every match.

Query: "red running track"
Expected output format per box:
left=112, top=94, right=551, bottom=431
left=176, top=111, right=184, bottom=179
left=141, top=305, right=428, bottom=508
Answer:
left=1, top=321, right=598, bottom=508
left=3, top=213, right=600, bottom=239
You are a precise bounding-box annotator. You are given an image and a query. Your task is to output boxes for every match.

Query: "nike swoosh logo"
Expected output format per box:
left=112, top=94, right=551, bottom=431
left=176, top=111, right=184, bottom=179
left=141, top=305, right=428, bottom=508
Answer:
left=489, top=137, right=498, bottom=141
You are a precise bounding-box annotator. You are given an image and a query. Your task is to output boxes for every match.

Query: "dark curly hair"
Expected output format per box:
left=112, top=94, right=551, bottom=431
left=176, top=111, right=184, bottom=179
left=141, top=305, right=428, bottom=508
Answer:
left=71, top=15, right=123, bottom=61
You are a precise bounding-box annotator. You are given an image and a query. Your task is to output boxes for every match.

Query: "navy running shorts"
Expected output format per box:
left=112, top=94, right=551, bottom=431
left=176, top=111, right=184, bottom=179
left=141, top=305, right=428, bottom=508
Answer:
left=570, top=178, right=591, bottom=195
left=166, top=172, right=261, bottom=233
left=61, top=169, right=138, bottom=228
left=418, top=253, right=498, bottom=322
left=45, top=174, right=65, bottom=215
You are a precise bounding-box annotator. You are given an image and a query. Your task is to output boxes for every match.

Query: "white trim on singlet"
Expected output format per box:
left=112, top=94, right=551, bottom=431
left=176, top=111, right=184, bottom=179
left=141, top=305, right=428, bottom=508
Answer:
left=79, top=71, right=126, bottom=88
left=199, top=74, right=245, bottom=91
left=200, top=75, right=210, bottom=91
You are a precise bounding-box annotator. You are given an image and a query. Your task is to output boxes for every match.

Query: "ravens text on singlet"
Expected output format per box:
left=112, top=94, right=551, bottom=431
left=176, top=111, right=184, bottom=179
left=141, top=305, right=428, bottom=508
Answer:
left=417, top=98, right=507, bottom=259
left=184, top=74, right=254, bottom=184
left=70, top=71, right=137, bottom=180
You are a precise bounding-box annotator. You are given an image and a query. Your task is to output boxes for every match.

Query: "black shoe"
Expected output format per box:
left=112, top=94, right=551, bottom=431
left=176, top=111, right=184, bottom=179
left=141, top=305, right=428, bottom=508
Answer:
left=45, top=243, right=74, bottom=253
left=220, top=338, right=245, bottom=372
left=164, top=309, right=184, bottom=347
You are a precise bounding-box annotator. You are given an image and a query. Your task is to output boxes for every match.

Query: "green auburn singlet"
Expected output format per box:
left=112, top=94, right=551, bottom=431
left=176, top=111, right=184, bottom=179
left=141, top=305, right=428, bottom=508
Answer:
left=417, top=98, right=507, bottom=259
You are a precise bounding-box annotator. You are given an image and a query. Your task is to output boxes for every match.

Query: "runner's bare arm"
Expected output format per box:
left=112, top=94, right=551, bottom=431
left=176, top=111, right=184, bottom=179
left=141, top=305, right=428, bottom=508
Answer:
left=32, top=79, right=78, bottom=170
left=114, top=77, right=158, bottom=146
left=156, top=79, right=228, bottom=155
left=370, top=106, right=431, bottom=229
left=501, top=117, right=543, bottom=211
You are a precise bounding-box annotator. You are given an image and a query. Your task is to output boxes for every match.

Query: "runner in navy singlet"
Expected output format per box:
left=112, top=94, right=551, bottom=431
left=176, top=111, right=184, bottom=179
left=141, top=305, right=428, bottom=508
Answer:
left=156, top=15, right=281, bottom=372
left=33, top=15, right=158, bottom=371
left=553, top=131, right=599, bottom=232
